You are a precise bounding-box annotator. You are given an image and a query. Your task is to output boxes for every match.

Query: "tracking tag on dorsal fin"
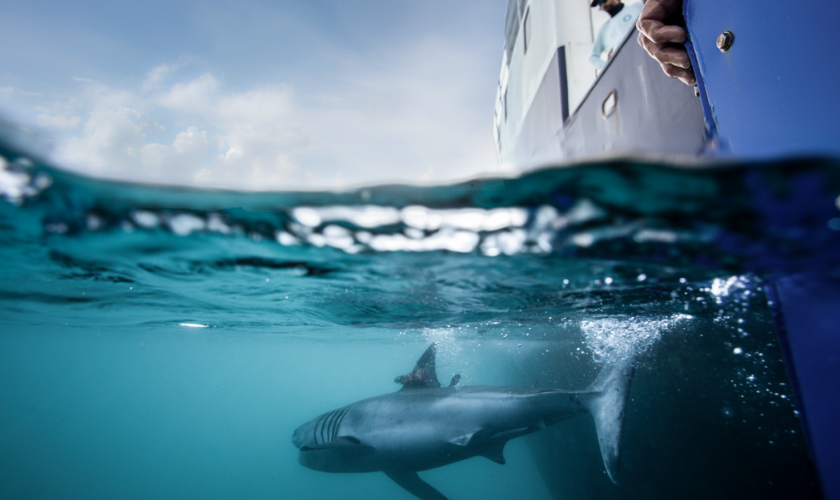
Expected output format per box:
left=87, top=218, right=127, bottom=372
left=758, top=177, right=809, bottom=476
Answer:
left=395, top=344, right=441, bottom=390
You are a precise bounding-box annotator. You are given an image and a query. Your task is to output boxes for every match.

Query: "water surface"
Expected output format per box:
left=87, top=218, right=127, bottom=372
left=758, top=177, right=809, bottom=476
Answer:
left=1, top=146, right=835, bottom=499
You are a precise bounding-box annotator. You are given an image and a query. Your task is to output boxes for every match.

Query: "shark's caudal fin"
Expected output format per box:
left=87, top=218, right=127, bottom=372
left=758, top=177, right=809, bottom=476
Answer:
left=577, top=358, right=635, bottom=485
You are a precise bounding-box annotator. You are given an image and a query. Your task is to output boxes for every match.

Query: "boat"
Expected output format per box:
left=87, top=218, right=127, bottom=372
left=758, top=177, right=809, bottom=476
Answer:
left=494, top=1, right=840, bottom=498
left=495, top=0, right=840, bottom=168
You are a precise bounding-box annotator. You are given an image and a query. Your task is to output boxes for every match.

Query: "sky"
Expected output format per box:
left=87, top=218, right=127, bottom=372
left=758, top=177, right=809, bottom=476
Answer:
left=0, top=0, right=509, bottom=190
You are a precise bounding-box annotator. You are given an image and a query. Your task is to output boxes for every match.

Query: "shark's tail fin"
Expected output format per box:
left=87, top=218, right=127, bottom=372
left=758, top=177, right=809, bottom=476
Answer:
left=577, top=358, right=635, bottom=485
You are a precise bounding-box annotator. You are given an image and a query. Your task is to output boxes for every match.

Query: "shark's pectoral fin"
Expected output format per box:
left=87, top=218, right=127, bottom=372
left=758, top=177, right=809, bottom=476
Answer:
left=480, top=441, right=507, bottom=465
left=449, top=426, right=538, bottom=465
left=479, top=426, right=535, bottom=465
left=384, top=470, right=448, bottom=500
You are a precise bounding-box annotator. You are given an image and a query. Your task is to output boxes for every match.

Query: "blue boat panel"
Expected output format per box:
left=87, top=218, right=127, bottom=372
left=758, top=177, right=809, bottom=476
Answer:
left=772, top=275, right=840, bottom=499
left=684, top=0, right=840, bottom=158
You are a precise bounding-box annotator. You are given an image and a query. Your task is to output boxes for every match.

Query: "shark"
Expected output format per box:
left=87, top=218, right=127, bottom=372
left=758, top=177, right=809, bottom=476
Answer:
left=292, top=344, right=634, bottom=500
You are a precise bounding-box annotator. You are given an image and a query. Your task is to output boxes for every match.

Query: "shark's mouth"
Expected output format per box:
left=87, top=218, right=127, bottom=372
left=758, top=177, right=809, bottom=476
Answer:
left=300, top=435, right=362, bottom=451
left=298, top=436, right=377, bottom=474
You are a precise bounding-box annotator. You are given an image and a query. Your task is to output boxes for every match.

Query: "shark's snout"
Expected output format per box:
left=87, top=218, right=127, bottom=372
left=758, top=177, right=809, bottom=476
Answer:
left=291, top=425, right=307, bottom=449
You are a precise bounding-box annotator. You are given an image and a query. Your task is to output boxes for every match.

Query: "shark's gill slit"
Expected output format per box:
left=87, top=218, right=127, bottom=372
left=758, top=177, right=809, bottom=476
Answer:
left=323, top=412, right=335, bottom=444
left=320, top=412, right=334, bottom=445
left=314, top=413, right=328, bottom=445
left=325, top=410, right=340, bottom=443
left=331, top=408, right=347, bottom=442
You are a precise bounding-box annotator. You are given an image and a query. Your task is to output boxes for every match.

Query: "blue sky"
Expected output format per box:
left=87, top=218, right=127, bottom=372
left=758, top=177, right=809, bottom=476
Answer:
left=0, top=0, right=508, bottom=190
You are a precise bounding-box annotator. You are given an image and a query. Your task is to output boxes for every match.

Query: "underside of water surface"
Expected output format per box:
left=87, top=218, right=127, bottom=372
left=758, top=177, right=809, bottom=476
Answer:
left=1, top=144, right=838, bottom=499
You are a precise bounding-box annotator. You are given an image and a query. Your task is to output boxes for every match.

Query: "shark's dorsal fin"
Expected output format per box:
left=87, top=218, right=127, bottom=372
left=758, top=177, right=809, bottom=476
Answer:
left=449, top=374, right=461, bottom=387
left=395, top=344, right=441, bottom=390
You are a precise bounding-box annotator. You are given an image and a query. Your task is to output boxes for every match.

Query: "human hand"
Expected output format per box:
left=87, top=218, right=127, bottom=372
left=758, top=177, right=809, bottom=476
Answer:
left=636, top=0, right=696, bottom=85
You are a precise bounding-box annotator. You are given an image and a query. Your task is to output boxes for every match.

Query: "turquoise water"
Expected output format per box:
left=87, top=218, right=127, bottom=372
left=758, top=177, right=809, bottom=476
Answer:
left=1, top=145, right=836, bottom=499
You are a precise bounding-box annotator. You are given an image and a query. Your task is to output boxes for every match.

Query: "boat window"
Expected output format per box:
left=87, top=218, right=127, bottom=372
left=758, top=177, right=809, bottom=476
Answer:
left=523, top=7, right=531, bottom=54
left=504, top=0, right=528, bottom=62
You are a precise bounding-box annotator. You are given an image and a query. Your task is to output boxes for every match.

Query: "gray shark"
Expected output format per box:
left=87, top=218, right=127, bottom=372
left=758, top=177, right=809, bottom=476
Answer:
left=292, top=344, right=634, bottom=500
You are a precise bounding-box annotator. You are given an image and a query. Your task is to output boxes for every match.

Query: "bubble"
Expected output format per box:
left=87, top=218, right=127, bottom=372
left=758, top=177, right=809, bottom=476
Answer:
left=722, top=407, right=735, bottom=418
left=580, top=314, right=691, bottom=363
left=733, top=347, right=743, bottom=355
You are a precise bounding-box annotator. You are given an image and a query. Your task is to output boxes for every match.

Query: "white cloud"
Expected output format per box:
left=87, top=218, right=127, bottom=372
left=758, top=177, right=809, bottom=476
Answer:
left=37, top=113, right=81, bottom=129
left=142, top=64, right=179, bottom=92
left=293, top=36, right=503, bottom=186
left=155, top=72, right=219, bottom=114
left=154, top=75, right=312, bottom=189
left=141, top=143, right=171, bottom=169
left=0, top=86, right=41, bottom=97
left=141, top=55, right=202, bottom=92
left=140, top=126, right=209, bottom=183
left=50, top=72, right=314, bottom=188
left=19, top=33, right=501, bottom=190
left=0, top=1, right=508, bottom=191
left=62, top=89, right=162, bottom=175
left=173, top=126, right=207, bottom=157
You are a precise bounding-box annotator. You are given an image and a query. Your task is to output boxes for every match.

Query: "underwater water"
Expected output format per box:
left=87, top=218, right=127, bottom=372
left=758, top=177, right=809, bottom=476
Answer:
left=1, top=145, right=838, bottom=499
